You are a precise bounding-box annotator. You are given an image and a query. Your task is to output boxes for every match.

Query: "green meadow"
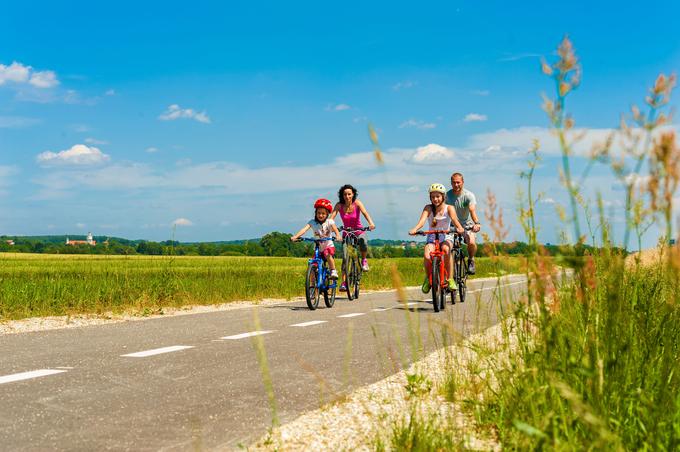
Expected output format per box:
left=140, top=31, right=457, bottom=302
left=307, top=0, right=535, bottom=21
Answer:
left=0, top=253, right=523, bottom=320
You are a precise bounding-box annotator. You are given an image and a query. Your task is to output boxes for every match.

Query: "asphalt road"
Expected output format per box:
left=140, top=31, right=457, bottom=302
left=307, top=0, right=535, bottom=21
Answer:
left=0, top=274, right=526, bottom=451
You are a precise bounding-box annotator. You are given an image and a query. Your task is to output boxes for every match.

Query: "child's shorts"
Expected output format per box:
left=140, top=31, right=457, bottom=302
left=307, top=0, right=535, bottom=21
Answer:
left=322, top=247, right=336, bottom=258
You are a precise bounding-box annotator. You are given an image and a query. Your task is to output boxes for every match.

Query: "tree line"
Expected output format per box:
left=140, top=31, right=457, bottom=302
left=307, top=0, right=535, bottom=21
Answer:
left=0, top=232, right=602, bottom=258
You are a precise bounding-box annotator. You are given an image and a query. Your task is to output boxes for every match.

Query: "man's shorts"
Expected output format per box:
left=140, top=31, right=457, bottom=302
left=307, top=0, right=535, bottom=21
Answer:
left=446, top=230, right=475, bottom=244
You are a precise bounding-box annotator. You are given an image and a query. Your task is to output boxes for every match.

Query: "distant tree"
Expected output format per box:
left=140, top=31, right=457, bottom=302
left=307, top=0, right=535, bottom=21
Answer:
left=260, top=232, right=294, bottom=256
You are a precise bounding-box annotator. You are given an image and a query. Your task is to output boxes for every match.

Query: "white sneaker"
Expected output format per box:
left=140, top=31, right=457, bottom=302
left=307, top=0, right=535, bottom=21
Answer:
left=330, top=269, right=339, bottom=279
left=361, top=258, right=370, bottom=272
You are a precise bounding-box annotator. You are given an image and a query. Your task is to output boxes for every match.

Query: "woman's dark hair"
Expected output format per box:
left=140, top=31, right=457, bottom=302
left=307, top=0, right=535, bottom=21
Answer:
left=338, top=184, right=358, bottom=204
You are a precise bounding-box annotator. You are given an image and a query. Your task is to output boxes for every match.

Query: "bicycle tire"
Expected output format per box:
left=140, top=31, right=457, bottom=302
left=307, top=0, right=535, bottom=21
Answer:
left=431, top=256, right=441, bottom=313
left=323, top=284, right=336, bottom=308
left=456, top=255, right=467, bottom=303
left=342, top=246, right=354, bottom=301
left=352, top=256, right=361, bottom=300
left=305, top=264, right=320, bottom=310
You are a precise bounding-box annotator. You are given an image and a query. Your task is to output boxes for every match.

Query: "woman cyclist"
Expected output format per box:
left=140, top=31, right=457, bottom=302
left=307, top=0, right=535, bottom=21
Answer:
left=408, top=183, right=464, bottom=293
left=330, top=184, right=376, bottom=291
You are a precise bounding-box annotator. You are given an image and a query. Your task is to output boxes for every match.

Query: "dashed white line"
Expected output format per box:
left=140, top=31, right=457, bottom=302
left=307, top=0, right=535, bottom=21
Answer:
left=338, top=313, right=366, bottom=318
left=468, top=280, right=525, bottom=294
left=121, top=345, right=194, bottom=358
left=372, top=307, right=393, bottom=312
left=290, top=320, right=328, bottom=327
left=0, top=369, right=67, bottom=385
left=221, top=330, right=274, bottom=340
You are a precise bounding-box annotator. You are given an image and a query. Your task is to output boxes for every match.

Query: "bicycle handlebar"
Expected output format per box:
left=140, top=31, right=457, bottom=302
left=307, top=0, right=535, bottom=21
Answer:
left=295, top=237, right=335, bottom=243
left=414, top=225, right=474, bottom=236
left=339, top=226, right=371, bottom=232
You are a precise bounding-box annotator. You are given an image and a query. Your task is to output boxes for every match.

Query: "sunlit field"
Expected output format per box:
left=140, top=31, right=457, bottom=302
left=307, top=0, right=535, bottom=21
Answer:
left=0, top=253, right=523, bottom=320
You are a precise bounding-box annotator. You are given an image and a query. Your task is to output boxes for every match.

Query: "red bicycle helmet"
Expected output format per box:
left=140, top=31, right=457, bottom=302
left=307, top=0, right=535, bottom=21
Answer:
left=314, top=198, right=333, bottom=213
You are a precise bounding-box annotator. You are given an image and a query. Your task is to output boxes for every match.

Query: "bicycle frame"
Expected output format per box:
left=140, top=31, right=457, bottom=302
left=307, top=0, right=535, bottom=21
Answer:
left=418, top=229, right=451, bottom=287
left=300, top=237, right=336, bottom=291
left=339, top=226, right=369, bottom=300
left=416, top=229, right=453, bottom=312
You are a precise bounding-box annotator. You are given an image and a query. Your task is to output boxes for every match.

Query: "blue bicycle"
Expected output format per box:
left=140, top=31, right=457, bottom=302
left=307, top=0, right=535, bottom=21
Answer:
left=297, top=237, right=338, bottom=310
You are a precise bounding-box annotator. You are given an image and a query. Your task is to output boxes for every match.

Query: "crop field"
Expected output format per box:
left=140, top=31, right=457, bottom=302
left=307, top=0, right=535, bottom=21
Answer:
left=0, top=253, right=523, bottom=321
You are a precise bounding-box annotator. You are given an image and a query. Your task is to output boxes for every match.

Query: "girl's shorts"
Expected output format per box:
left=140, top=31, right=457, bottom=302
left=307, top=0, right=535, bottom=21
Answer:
left=322, top=247, right=336, bottom=258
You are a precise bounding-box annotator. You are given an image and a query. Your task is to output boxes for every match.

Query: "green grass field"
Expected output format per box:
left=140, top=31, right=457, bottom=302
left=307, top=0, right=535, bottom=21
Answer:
left=0, top=253, right=523, bottom=320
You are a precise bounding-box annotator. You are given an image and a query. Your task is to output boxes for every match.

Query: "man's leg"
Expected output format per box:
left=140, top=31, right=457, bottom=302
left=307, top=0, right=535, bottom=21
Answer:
left=466, top=232, right=477, bottom=275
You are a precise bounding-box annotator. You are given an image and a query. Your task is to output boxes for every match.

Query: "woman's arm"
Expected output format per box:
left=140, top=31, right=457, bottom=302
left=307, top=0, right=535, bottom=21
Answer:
left=290, top=223, right=311, bottom=241
left=330, top=222, right=341, bottom=240
left=408, top=206, right=430, bottom=235
left=356, top=200, right=376, bottom=230
left=329, top=203, right=341, bottom=221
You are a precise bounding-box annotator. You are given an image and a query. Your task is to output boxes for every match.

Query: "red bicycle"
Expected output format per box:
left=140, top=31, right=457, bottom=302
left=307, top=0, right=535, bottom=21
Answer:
left=415, top=229, right=453, bottom=312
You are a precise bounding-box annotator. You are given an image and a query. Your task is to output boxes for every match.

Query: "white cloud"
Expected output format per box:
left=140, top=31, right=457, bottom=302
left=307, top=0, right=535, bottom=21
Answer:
left=399, top=119, right=436, bottom=130
left=393, top=80, right=417, bottom=91
left=29, top=70, right=59, bottom=88
left=146, top=147, right=159, bottom=153
left=84, top=138, right=109, bottom=145
left=172, top=218, right=193, bottom=227
left=498, top=53, right=542, bottom=62
left=159, top=104, right=211, bottom=124
left=326, top=103, right=351, bottom=111
left=540, top=197, right=556, bottom=204
left=464, top=113, right=488, bottom=122
left=76, top=223, right=86, bottom=229
left=468, top=125, right=680, bottom=158
left=472, top=89, right=490, bottom=96
left=406, top=185, right=420, bottom=193
left=104, top=89, right=116, bottom=96
left=0, top=61, right=59, bottom=88
left=71, top=124, right=91, bottom=133
left=36, top=144, right=111, bottom=166
left=0, top=116, right=40, bottom=128
left=410, top=143, right=454, bottom=164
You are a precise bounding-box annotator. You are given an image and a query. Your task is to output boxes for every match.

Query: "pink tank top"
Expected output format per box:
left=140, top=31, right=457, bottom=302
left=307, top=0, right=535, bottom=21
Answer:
left=339, top=203, right=364, bottom=235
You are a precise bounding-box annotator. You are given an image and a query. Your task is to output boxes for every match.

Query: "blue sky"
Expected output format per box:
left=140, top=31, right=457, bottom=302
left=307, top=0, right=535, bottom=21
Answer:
left=1, top=1, right=679, bottom=247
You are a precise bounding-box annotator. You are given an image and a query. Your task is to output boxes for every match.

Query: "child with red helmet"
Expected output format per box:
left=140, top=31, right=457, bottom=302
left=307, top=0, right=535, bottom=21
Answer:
left=291, top=198, right=340, bottom=279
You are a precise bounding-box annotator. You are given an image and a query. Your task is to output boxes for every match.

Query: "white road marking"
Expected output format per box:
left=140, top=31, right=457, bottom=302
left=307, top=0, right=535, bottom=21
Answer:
left=54, top=366, right=74, bottom=370
left=290, top=320, right=328, bottom=327
left=121, top=345, right=194, bottom=358
left=372, top=307, right=393, bottom=312
left=221, top=330, right=274, bottom=340
left=0, top=369, right=67, bottom=385
left=468, top=280, right=525, bottom=294
left=338, top=313, right=366, bottom=318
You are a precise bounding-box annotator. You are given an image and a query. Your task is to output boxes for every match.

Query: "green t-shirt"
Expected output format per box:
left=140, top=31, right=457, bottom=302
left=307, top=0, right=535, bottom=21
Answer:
left=446, top=188, right=476, bottom=227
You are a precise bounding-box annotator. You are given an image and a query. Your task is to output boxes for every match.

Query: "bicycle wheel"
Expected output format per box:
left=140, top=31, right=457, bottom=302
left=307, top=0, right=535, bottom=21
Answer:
left=456, top=256, right=467, bottom=303
left=342, top=245, right=353, bottom=301
left=323, top=281, right=336, bottom=308
left=305, top=264, right=320, bottom=310
left=431, top=256, right=441, bottom=312
left=352, top=257, right=361, bottom=300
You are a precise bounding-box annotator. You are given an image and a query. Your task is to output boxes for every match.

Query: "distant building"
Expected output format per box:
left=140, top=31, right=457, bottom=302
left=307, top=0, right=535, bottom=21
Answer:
left=66, top=232, right=96, bottom=246
left=5, top=240, right=14, bottom=246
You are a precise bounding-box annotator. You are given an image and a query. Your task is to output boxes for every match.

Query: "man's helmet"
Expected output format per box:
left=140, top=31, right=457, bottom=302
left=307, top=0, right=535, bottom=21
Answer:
left=314, top=198, right=333, bottom=212
left=428, top=183, right=446, bottom=195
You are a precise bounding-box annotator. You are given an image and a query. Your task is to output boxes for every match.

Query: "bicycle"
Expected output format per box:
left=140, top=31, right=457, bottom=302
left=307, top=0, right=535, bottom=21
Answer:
left=296, top=237, right=337, bottom=310
left=339, top=226, right=371, bottom=301
left=450, top=226, right=474, bottom=304
left=414, top=229, right=454, bottom=312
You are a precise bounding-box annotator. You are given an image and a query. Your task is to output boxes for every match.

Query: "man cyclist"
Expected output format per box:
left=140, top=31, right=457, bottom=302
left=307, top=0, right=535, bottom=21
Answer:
left=446, top=172, right=481, bottom=274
